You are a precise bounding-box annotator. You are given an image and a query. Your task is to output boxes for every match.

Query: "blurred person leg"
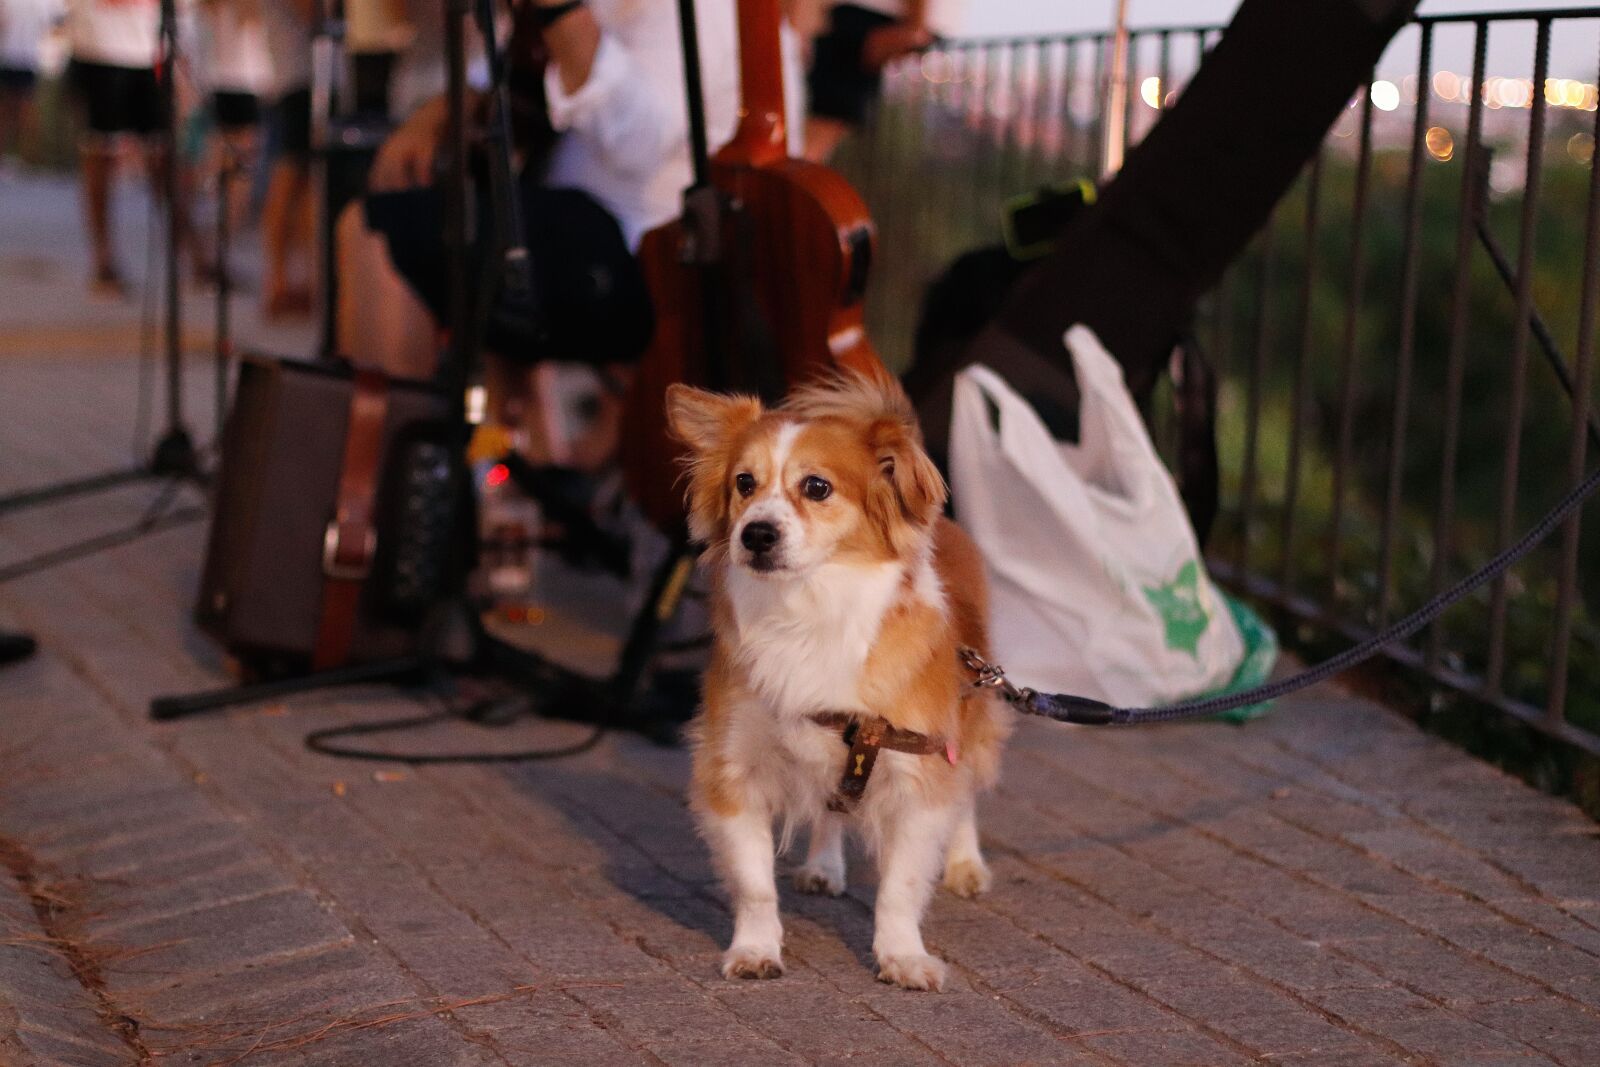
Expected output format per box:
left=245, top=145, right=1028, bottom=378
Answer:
left=334, top=199, right=438, bottom=376
left=0, top=67, right=38, bottom=169
left=212, top=92, right=262, bottom=233
left=262, top=87, right=314, bottom=317
left=70, top=60, right=125, bottom=292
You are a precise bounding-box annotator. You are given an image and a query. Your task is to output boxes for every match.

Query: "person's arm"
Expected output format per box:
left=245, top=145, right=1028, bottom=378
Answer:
left=536, top=0, right=697, bottom=180
left=862, top=1, right=932, bottom=73
left=535, top=1, right=601, bottom=95
left=368, top=88, right=486, bottom=190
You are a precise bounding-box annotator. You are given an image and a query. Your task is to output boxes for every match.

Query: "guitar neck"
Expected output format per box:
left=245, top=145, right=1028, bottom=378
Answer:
left=723, top=0, right=787, bottom=165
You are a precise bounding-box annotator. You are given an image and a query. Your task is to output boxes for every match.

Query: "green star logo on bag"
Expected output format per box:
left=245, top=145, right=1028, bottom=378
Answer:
left=1142, top=560, right=1210, bottom=657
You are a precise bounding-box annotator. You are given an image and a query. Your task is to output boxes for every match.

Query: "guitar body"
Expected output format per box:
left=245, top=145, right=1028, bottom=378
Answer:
left=621, top=0, right=886, bottom=534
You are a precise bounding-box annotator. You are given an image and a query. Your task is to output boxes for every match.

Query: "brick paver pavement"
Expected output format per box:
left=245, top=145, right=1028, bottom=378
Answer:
left=3, top=173, right=1599, bottom=1066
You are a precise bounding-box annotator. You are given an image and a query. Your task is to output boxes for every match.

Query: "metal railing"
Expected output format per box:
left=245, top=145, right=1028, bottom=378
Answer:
left=837, top=8, right=1600, bottom=758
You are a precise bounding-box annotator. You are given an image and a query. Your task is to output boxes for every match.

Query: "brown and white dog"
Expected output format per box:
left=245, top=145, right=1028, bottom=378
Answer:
left=666, top=372, right=1010, bottom=992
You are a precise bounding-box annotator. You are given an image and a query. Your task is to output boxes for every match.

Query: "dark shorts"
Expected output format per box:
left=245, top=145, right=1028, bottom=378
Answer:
left=69, top=59, right=162, bottom=136
left=0, top=66, right=36, bottom=92
left=212, top=90, right=260, bottom=129
left=364, top=182, right=654, bottom=367
left=273, top=86, right=313, bottom=158
left=807, top=3, right=898, bottom=124
left=351, top=51, right=396, bottom=117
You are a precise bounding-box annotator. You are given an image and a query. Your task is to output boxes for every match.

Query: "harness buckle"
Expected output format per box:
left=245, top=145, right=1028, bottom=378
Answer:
left=958, top=647, right=1034, bottom=706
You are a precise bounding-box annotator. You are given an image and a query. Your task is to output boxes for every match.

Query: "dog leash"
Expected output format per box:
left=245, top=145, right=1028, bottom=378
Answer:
left=961, top=460, right=1600, bottom=726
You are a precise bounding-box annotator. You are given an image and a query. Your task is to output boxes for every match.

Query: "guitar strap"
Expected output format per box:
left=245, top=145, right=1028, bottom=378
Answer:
left=313, top=367, right=390, bottom=670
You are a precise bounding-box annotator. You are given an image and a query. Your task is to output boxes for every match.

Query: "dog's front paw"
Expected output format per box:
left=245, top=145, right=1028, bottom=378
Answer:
left=793, top=864, right=846, bottom=897
left=876, top=953, right=947, bottom=992
left=722, top=944, right=785, bottom=980
left=942, top=856, right=992, bottom=899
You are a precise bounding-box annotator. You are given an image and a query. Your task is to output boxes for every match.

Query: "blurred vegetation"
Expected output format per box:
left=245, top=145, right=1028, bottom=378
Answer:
left=839, top=97, right=1600, bottom=815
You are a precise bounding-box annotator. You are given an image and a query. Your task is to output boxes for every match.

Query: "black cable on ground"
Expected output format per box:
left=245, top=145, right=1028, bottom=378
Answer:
left=302, top=693, right=608, bottom=764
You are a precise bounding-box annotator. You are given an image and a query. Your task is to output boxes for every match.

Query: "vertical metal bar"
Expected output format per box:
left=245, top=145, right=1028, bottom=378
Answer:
left=1486, top=18, right=1552, bottom=692
left=1102, top=0, right=1132, bottom=176
left=1056, top=37, right=1081, bottom=171
left=1074, top=36, right=1088, bottom=174
left=1042, top=38, right=1064, bottom=175
left=1026, top=40, right=1048, bottom=190
left=1156, top=30, right=1172, bottom=122
left=1237, top=216, right=1278, bottom=577
left=1375, top=24, right=1434, bottom=628
left=1017, top=38, right=1030, bottom=192
left=1120, top=31, right=1139, bottom=160
left=1547, top=30, right=1600, bottom=724
left=988, top=40, right=1007, bottom=226
left=1007, top=39, right=1027, bottom=194
left=1090, top=33, right=1109, bottom=177
left=1426, top=21, right=1490, bottom=669
left=1280, top=151, right=1324, bottom=594
left=1013, top=40, right=1032, bottom=191
left=1328, top=85, right=1376, bottom=601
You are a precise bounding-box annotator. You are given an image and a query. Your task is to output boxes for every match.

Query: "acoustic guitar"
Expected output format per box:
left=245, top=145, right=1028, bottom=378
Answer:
left=620, top=0, right=887, bottom=534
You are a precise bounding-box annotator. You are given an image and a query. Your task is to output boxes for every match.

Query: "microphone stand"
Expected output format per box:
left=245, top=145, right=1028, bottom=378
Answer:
left=0, top=0, right=204, bottom=516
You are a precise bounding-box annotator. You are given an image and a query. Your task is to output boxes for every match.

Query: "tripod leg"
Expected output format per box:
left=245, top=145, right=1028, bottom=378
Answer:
left=150, top=656, right=432, bottom=721
left=0, top=466, right=150, bottom=516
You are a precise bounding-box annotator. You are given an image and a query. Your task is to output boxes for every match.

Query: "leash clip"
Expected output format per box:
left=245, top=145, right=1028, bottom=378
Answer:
left=958, top=647, right=1033, bottom=706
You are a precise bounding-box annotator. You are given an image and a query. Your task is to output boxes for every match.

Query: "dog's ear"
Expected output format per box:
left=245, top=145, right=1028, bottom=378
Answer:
left=866, top=414, right=947, bottom=553
left=666, top=384, right=761, bottom=454
left=665, top=384, right=762, bottom=544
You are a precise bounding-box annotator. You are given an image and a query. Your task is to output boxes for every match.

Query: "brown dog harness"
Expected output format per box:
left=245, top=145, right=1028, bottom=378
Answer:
left=808, top=713, right=954, bottom=814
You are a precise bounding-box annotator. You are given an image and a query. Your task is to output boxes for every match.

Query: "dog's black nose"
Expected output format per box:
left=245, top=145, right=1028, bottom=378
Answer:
left=741, top=521, right=780, bottom=553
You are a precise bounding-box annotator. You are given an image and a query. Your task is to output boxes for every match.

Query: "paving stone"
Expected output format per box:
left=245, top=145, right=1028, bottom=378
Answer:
left=1329, top=930, right=1548, bottom=1006
left=1308, top=986, right=1556, bottom=1063
left=568, top=975, right=758, bottom=1044
left=1465, top=996, right=1600, bottom=1065
left=714, top=980, right=935, bottom=1059
left=1077, top=1026, right=1254, bottom=1066
left=861, top=987, right=1091, bottom=1067
left=12, top=1028, right=137, bottom=1067
left=127, top=942, right=414, bottom=1030
left=102, top=888, right=355, bottom=996
left=646, top=1033, right=809, bottom=1067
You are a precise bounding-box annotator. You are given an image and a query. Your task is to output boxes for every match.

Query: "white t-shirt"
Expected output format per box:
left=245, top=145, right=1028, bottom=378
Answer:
left=0, top=0, right=63, bottom=71
left=199, top=1, right=269, bottom=94
left=259, top=0, right=310, bottom=96
left=66, top=0, right=161, bottom=69
left=543, top=0, right=806, bottom=250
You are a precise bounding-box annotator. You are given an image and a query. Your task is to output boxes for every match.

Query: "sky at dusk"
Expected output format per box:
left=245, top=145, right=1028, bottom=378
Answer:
left=953, top=0, right=1600, bottom=81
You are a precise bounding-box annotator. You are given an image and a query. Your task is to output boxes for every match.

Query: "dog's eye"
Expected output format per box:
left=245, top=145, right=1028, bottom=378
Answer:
left=802, top=475, right=833, bottom=502
left=735, top=472, right=756, bottom=497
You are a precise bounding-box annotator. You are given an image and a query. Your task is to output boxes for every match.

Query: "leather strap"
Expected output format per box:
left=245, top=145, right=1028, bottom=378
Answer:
left=313, top=368, right=389, bottom=670
left=808, top=713, right=951, bottom=814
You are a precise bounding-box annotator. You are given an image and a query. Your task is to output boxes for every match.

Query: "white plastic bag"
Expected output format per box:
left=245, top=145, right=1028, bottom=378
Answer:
left=949, top=325, right=1249, bottom=706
